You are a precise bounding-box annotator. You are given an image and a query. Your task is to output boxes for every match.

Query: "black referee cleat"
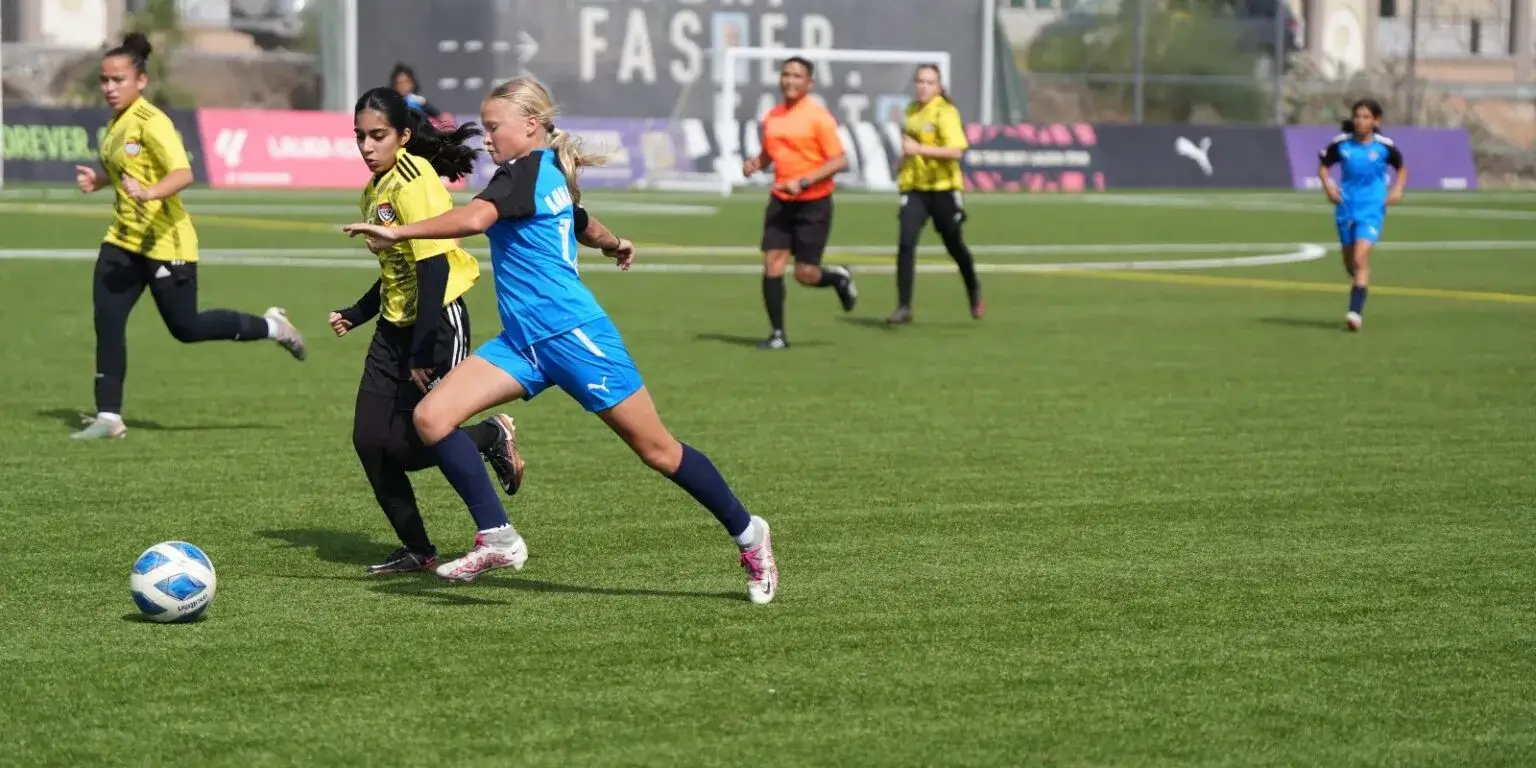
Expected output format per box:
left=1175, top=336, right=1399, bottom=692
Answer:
left=366, top=547, right=438, bottom=575
left=481, top=413, right=526, bottom=496
left=827, top=265, right=858, bottom=312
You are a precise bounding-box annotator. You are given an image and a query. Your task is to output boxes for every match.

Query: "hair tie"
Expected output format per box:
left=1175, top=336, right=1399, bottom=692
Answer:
left=544, top=121, right=557, bottom=134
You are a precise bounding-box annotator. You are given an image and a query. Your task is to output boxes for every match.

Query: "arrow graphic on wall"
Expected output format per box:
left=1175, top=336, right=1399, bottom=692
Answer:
left=517, top=30, right=540, bottom=76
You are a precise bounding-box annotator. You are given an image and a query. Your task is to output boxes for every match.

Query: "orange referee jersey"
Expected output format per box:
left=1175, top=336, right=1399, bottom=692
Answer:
left=761, top=98, right=843, bottom=202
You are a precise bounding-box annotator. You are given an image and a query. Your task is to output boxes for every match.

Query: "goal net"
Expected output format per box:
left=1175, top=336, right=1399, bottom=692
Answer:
left=638, top=46, right=952, bottom=196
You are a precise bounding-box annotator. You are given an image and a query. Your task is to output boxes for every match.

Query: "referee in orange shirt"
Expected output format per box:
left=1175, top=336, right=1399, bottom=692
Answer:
left=742, top=56, right=857, bottom=350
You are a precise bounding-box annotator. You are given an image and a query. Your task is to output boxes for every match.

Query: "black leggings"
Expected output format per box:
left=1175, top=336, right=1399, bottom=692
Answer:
left=350, top=310, right=499, bottom=554
left=351, top=389, right=501, bottom=553
left=93, top=243, right=269, bottom=414
left=352, top=390, right=441, bottom=553
left=896, top=190, right=981, bottom=308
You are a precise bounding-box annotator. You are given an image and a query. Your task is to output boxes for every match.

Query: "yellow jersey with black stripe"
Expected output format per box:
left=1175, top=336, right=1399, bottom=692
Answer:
left=896, top=96, right=969, bottom=192
left=360, top=149, right=480, bottom=325
left=100, top=97, right=198, bottom=262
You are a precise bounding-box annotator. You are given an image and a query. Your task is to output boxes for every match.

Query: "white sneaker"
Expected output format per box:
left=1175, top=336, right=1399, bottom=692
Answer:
left=1345, top=311, right=1363, bottom=332
left=739, top=516, right=779, bottom=605
left=264, top=307, right=307, bottom=360
left=436, top=527, right=528, bottom=582
left=71, top=414, right=126, bottom=440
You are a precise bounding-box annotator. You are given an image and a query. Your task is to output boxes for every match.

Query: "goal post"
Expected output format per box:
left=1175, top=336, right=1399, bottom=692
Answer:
left=715, top=46, right=953, bottom=198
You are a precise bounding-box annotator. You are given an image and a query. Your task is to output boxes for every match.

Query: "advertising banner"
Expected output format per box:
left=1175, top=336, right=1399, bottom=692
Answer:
left=197, top=108, right=371, bottom=189
left=459, top=115, right=694, bottom=191
left=1283, top=126, right=1478, bottom=191
left=2, top=106, right=207, bottom=183
left=961, top=123, right=1105, bottom=193
left=1091, top=124, right=1294, bottom=189
left=357, top=0, right=986, bottom=125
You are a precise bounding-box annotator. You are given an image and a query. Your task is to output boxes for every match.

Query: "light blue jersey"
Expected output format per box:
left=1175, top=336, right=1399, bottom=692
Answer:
left=476, top=151, right=608, bottom=348
left=1320, top=133, right=1404, bottom=246
left=471, top=150, right=643, bottom=412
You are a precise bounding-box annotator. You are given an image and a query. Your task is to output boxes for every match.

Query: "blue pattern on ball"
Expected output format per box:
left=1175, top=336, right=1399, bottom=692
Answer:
left=167, top=542, right=212, bottom=570
left=132, top=590, right=167, bottom=615
left=133, top=550, right=171, bottom=575
left=154, top=573, right=207, bottom=601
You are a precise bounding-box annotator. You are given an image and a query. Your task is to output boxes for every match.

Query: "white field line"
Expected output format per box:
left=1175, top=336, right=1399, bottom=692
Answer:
left=1082, top=193, right=1536, bottom=221
left=0, top=244, right=1328, bottom=273
left=0, top=200, right=718, bottom=217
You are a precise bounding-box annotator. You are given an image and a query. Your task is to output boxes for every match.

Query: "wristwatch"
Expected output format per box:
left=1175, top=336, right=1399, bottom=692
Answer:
left=798, top=177, right=812, bottom=189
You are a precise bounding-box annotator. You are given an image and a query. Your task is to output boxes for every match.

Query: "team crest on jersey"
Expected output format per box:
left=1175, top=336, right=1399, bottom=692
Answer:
left=376, top=202, right=396, bottom=224
left=124, top=142, right=141, bottom=157
left=1367, top=150, right=1379, bottom=160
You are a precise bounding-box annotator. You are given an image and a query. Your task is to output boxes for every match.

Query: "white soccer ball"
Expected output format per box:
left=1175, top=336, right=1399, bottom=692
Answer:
left=130, top=541, right=218, bottom=623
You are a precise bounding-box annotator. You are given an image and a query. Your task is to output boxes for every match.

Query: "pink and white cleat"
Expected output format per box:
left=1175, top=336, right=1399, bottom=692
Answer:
left=1345, top=311, right=1363, bottom=332
left=739, top=516, right=779, bottom=605
left=435, top=525, right=528, bottom=582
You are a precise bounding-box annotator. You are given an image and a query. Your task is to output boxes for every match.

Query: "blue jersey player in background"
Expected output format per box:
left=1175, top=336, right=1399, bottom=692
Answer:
left=344, top=77, right=780, bottom=604
left=1318, top=98, right=1407, bottom=332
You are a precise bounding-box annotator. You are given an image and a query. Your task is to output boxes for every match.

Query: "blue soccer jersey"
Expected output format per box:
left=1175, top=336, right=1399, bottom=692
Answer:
left=473, top=150, right=608, bottom=348
left=471, top=150, right=646, bottom=412
left=1320, top=133, right=1403, bottom=245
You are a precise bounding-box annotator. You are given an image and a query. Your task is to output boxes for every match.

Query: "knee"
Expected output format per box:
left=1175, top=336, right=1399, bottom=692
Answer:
left=792, top=262, right=819, bottom=285
left=763, top=251, right=790, bottom=278
left=411, top=401, right=454, bottom=446
left=164, top=318, right=202, bottom=344
left=634, top=435, right=683, bottom=475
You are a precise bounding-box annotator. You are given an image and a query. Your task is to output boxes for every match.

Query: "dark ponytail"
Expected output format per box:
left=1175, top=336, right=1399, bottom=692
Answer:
left=105, top=32, right=153, bottom=75
left=354, top=86, right=482, bottom=181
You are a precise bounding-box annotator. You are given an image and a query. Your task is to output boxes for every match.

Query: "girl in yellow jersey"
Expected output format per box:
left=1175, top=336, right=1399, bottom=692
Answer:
left=888, top=64, right=984, bottom=325
left=70, top=33, right=306, bottom=440
left=330, top=87, right=525, bottom=575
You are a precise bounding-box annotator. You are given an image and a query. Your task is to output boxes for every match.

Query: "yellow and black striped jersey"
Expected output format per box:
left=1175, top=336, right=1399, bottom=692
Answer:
left=99, top=97, right=198, bottom=262
left=896, top=96, right=969, bottom=193
left=359, top=149, right=480, bottom=325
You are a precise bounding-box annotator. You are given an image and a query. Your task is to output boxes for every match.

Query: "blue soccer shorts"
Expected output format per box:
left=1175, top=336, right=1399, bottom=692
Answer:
left=1336, top=212, right=1384, bottom=246
left=475, top=316, right=645, bottom=413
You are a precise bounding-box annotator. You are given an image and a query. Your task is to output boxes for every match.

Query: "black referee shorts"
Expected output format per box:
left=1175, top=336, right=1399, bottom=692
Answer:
left=761, top=194, right=834, bottom=266
left=359, top=297, right=471, bottom=406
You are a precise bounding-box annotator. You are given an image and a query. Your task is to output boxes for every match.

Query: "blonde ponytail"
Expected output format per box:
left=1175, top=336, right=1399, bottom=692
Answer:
left=546, top=127, right=607, bottom=205
left=487, top=76, right=608, bottom=204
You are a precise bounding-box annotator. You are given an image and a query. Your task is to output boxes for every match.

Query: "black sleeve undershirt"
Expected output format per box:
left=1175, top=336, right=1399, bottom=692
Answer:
left=339, top=279, right=382, bottom=327
left=410, top=256, right=449, bottom=369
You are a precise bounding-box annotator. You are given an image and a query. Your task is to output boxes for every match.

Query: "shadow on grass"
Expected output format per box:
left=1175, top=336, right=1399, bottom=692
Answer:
left=256, top=528, right=382, bottom=567
left=120, top=612, right=208, bottom=624
left=259, top=528, right=744, bottom=605
left=40, top=408, right=275, bottom=433
left=1257, top=317, right=1345, bottom=331
left=838, top=316, right=898, bottom=332
left=693, top=333, right=829, bottom=348
left=369, top=576, right=742, bottom=606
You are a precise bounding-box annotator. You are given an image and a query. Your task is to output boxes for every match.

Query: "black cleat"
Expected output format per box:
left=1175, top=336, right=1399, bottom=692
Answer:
left=827, top=265, right=858, bottom=312
left=366, top=547, right=439, bottom=575
left=757, top=331, right=790, bottom=350
left=481, top=413, right=526, bottom=496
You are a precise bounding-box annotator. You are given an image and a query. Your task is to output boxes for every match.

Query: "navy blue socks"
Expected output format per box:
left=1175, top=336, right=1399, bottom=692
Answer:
left=668, top=443, right=752, bottom=537
left=1349, top=285, right=1368, bottom=315
left=432, top=429, right=509, bottom=531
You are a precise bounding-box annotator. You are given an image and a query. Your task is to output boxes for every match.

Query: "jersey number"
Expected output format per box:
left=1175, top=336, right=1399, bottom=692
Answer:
left=558, top=216, right=577, bottom=271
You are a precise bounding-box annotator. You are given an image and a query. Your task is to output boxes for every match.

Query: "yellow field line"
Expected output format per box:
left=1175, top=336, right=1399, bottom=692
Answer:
left=0, top=202, right=339, bottom=233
